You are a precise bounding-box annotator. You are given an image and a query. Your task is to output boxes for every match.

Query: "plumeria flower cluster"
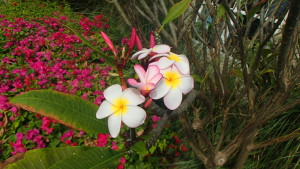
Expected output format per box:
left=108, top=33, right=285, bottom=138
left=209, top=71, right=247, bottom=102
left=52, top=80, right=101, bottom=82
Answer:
left=96, top=29, right=193, bottom=138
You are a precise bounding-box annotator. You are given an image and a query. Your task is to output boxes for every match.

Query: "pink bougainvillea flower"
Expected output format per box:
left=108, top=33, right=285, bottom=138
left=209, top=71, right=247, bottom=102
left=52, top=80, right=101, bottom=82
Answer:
left=97, top=133, right=109, bottom=147
left=96, top=84, right=146, bottom=138
left=128, top=65, right=162, bottom=91
left=131, top=44, right=171, bottom=60
left=150, top=52, right=190, bottom=75
left=111, top=141, right=119, bottom=150
left=149, top=65, right=194, bottom=110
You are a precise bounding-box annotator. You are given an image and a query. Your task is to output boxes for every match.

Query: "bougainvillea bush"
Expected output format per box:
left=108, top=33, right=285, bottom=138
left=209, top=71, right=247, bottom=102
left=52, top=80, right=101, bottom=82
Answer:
left=0, top=1, right=190, bottom=168
left=0, top=0, right=113, bottom=161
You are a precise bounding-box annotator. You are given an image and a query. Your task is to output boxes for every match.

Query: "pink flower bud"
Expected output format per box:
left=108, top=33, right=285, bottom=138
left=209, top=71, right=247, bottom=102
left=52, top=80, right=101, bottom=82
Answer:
left=100, top=31, right=117, bottom=55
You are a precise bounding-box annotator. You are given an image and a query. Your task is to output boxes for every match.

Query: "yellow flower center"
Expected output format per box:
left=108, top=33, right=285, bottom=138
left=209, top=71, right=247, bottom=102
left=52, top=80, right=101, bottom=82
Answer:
left=164, top=71, right=181, bottom=88
left=168, top=53, right=181, bottom=62
left=111, top=97, right=129, bottom=115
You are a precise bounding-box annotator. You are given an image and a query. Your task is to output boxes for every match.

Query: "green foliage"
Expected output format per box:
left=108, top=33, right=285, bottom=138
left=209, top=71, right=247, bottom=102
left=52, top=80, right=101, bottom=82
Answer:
left=159, top=0, right=191, bottom=32
left=10, top=90, right=108, bottom=135
left=5, top=146, right=122, bottom=169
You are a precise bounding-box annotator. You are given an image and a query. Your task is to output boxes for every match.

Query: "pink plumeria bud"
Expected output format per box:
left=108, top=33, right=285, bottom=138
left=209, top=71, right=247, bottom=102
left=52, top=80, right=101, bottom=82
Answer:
left=135, top=34, right=143, bottom=50
left=128, top=28, right=136, bottom=51
left=144, top=98, right=153, bottom=108
left=150, top=32, right=155, bottom=48
left=100, top=31, right=117, bottom=55
left=128, top=65, right=162, bottom=91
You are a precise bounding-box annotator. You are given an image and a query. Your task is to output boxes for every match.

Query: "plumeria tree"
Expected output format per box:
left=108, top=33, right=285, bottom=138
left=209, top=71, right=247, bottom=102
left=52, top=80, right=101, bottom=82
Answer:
left=111, top=0, right=300, bottom=168
left=3, top=0, right=300, bottom=168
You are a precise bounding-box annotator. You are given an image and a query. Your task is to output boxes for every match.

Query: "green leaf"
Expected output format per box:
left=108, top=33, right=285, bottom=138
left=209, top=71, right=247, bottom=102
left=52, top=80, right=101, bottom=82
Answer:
left=130, top=141, right=148, bottom=158
left=4, top=146, right=122, bottom=169
left=64, top=24, right=116, bottom=70
left=10, top=90, right=108, bottom=134
left=159, top=0, right=191, bottom=32
left=217, top=4, right=226, bottom=19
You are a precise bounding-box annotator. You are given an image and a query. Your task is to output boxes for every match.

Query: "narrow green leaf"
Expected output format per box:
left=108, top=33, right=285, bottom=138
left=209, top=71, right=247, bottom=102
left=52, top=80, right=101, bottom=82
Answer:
left=159, top=0, right=191, bottom=32
left=4, top=147, right=122, bottom=169
left=10, top=90, right=108, bottom=134
left=64, top=24, right=116, bottom=70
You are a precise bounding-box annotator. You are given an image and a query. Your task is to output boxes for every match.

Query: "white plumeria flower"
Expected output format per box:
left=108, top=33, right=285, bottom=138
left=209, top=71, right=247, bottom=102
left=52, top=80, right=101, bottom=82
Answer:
left=131, top=44, right=171, bottom=60
left=149, top=65, right=194, bottom=110
left=150, top=52, right=190, bottom=75
left=96, top=84, right=146, bottom=138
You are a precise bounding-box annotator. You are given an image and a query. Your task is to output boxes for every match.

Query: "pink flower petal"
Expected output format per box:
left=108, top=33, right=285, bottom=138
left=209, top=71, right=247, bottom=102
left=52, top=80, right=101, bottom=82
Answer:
left=145, top=65, right=161, bottom=81
left=133, top=65, right=146, bottom=83
left=148, top=74, right=162, bottom=84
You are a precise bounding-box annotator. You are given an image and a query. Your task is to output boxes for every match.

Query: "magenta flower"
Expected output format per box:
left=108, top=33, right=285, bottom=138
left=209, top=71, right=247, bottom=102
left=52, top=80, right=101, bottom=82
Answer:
left=128, top=65, right=162, bottom=91
left=111, top=141, right=119, bottom=150
left=97, top=133, right=109, bottom=147
left=15, top=133, right=24, bottom=140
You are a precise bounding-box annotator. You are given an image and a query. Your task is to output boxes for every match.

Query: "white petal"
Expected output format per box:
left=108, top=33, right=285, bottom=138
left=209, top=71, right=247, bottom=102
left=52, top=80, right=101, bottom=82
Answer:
left=152, top=44, right=171, bottom=53
left=149, top=53, right=169, bottom=61
left=157, top=57, right=175, bottom=70
left=108, top=114, right=122, bottom=138
left=175, top=60, right=190, bottom=75
left=149, top=79, right=170, bottom=99
left=163, top=88, right=182, bottom=110
left=178, top=76, right=194, bottom=94
left=104, top=84, right=122, bottom=104
left=138, top=49, right=151, bottom=60
left=122, top=106, right=146, bottom=128
left=122, top=88, right=145, bottom=105
left=96, top=100, right=114, bottom=119
left=131, top=48, right=147, bottom=60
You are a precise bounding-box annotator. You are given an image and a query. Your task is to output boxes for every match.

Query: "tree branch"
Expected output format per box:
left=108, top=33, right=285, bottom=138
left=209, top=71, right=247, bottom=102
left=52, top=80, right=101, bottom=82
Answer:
left=276, top=0, right=300, bottom=92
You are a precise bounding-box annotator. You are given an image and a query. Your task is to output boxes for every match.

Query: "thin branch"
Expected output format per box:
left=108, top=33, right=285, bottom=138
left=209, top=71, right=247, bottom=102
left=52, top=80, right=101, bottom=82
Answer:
left=112, top=0, right=133, bottom=28
left=134, top=6, right=152, bottom=23
left=248, top=130, right=300, bottom=150
left=139, top=0, right=177, bottom=47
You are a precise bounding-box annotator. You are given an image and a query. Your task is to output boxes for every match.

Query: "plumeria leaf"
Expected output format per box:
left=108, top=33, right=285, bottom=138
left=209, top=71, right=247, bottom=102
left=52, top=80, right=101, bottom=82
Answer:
left=64, top=24, right=116, bottom=70
left=159, top=0, right=191, bottom=32
left=3, top=146, right=122, bottom=169
left=10, top=90, right=108, bottom=134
